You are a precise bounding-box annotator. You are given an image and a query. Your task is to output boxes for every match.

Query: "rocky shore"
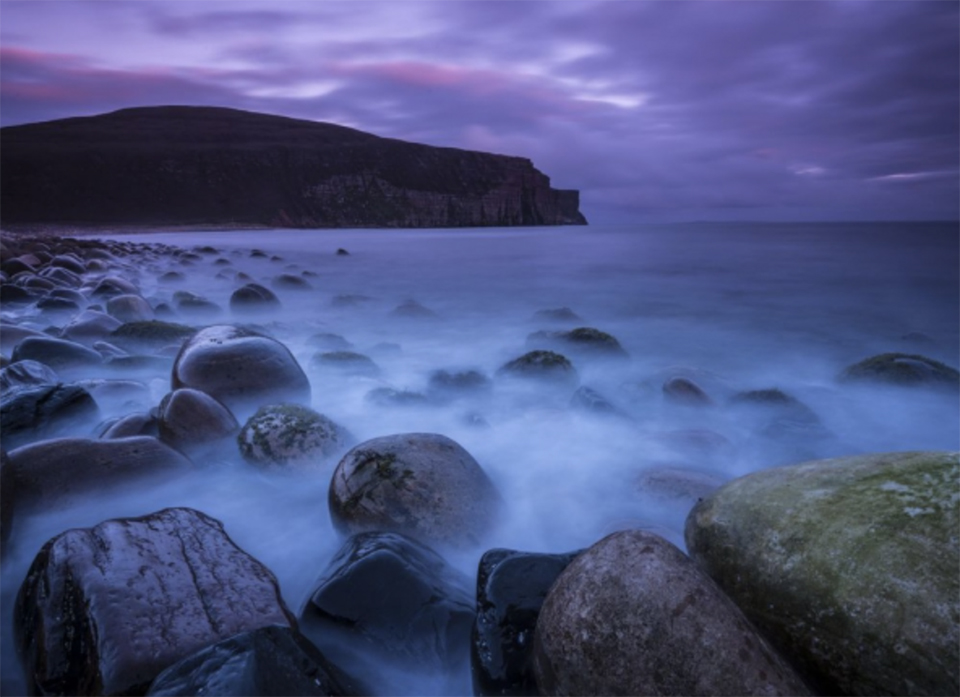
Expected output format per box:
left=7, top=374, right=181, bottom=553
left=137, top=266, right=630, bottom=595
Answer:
left=1, top=231, right=957, bottom=696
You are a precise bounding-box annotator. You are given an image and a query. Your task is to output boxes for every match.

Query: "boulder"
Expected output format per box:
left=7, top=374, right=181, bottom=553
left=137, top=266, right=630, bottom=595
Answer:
left=5, top=436, right=192, bottom=514
left=526, top=326, right=628, bottom=359
left=15, top=507, right=295, bottom=696
left=570, top=385, right=626, bottom=418
left=109, top=319, right=195, bottom=351
left=471, top=548, right=581, bottom=696
left=91, top=275, right=140, bottom=298
left=299, top=531, right=473, bottom=691
left=838, top=352, right=959, bottom=389
left=271, top=273, right=313, bottom=290
left=106, top=293, right=155, bottom=322
left=533, top=530, right=811, bottom=696
left=390, top=299, right=440, bottom=319
left=306, top=332, right=354, bottom=351
left=172, top=325, right=311, bottom=415
left=61, top=309, right=124, bottom=344
left=99, top=412, right=160, bottom=439
left=147, top=625, right=362, bottom=697
left=229, top=283, right=281, bottom=313
left=636, top=465, right=728, bottom=504
left=0, top=359, right=59, bottom=390
left=0, top=383, right=100, bottom=449
left=311, top=351, right=380, bottom=377
left=685, top=451, right=960, bottom=696
left=428, top=369, right=492, bottom=400
left=365, top=387, right=430, bottom=408
left=158, top=388, right=239, bottom=454
left=237, top=403, right=353, bottom=469
left=11, top=335, right=103, bottom=372
left=662, top=377, right=714, bottom=406
left=496, top=350, right=578, bottom=386
left=328, top=433, right=502, bottom=548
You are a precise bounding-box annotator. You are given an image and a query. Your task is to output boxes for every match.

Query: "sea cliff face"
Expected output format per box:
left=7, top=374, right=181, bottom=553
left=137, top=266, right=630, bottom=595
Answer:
left=0, top=106, right=587, bottom=229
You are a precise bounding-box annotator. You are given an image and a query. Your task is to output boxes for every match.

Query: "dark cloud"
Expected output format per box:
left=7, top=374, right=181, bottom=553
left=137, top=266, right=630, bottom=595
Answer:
left=1, top=0, right=956, bottom=221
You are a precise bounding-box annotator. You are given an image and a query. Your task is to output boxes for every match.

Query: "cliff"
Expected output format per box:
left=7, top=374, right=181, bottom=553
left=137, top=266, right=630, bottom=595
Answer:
left=0, top=106, right=587, bottom=229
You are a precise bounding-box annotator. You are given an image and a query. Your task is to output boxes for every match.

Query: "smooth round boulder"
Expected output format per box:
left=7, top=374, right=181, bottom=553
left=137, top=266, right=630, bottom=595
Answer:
left=526, top=326, right=628, bottom=359
left=229, top=283, right=281, bottom=313
left=533, top=530, right=811, bottom=696
left=15, top=508, right=295, bottom=696
left=0, top=359, right=59, bottom=390
left=663, top=377, right=714, bottom=406
left=109, top=320, right=195, bottom=351
left=311, top=350, right=380, bottom=377
left=61, top=309, right=124, bottom=344
left=685, top=451, right=960, bottom=696
left=328, top=433, right=502, bottom=548
left=838, top=352, right=959, bottom=388
left=172, top=325, right=311, bottom=415
left=237, top=403, right=354, bottom=469
left=158, top=388, right=239, bottom=454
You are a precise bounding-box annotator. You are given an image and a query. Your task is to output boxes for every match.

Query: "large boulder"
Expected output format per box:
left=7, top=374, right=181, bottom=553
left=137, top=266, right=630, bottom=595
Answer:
left=15, top=507, right=296, bottom=696
left=471, top=548, right=581, bottom=696
left=172, top=325, right=311, bottom=415
left=685, top=451, right=960, bottom=696
left=229, top=283, right=281, bottom=313
left=0, top=383, right=100, bottom=449
left=310, top=350, right=380, bottom=377
left=147, top=625, right=362, bottom=696
left=237, top=403, right=354, bottom=470
left=533, top=530, right=811, bottom=696
left=61, top=309, right=124, bottom=344
left=109, top=320, right=195, bottom=352
left=158, top=388, right=239, bottom=455
left=838, top=352, right=960, bottom=389
left=5, top=436, right=192, bottom=515
left=0, top=359, right=59, bottom=390
left=328, top=433, right=502, bottom=549
left=299, top=531, right=473, bottom=695
left=106, top=293, right=155, bottom=323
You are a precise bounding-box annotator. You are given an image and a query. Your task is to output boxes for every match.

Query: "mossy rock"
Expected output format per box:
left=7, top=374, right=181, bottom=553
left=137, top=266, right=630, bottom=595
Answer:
left=838, top=352, right=959, bottom=388
left=526, top=327, right=628, bottom=359
left=685, top=451, right=960, bottom=696
left=496, top=350, right=579, bottom=386
left=238, top=403, right=354, bottom=469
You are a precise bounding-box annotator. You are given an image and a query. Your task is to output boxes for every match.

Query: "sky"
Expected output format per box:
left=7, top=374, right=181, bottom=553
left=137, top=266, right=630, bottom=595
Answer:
left=0, top=0, right=957, bottom=223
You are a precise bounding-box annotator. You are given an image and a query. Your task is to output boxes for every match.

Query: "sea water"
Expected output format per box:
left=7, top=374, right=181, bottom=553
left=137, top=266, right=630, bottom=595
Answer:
left=1, top=221, right=958, bottom=694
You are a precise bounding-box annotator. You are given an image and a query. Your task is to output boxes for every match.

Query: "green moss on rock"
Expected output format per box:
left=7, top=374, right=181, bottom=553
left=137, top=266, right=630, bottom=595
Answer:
left=685, top=451, right=960, bottom=696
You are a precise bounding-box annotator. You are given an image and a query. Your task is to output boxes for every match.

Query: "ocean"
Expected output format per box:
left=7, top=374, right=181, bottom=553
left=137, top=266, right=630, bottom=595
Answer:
left=2, top=221, right=958, bottom=694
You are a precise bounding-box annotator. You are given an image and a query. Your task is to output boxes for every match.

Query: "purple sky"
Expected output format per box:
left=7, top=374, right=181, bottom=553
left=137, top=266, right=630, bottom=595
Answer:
left=1, top=1, right=957, bottom=223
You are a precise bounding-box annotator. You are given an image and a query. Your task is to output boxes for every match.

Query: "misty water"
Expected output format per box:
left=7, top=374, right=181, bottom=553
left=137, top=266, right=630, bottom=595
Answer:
left=2, top=221, right=958, bottom=694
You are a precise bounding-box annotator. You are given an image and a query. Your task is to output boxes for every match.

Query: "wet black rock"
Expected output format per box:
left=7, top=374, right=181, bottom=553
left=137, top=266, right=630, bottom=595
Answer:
left=229, top=283, right=281, bottom=312
left=158, top=388, right=239, bottom=455
left=147, top=625, right=363, bottom=697
left=471, top=548, right=581, bottom=696
left=328, top=433, right=502, bottom=548
left=311, top=350, right=380, bottom=377
left=5, top=436, right=192, bottom=515
left=306, top=332, right=354, bottom=351
left=238, top=403, right=354, bottom=469
left=0, top=359, right=59, bottom=390
left=99, top=411, right=160, bottom=439
left=15, top=507, right=296, bottom=696
left=11, top=335, right=103, bottom=372
left=299, top=531, right=474, bottom=690
left=533, top=530, right=811, bottom=696
left=0, top=383, right=100, bottom=449
left=172, top=325, right=311, bottom=415
left=336, top=248, right=350, bottom=256
left=526, top=326, right=628, bottom=359
left=175, top=292, right=222, bottom=317
left=496, top=350, right=579, bottom=386
left=838, top=352, right=960, bottom=389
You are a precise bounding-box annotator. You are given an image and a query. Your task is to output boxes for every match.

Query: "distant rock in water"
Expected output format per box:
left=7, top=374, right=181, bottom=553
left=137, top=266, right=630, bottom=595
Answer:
left=0, top=106, right=587, bottom=228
